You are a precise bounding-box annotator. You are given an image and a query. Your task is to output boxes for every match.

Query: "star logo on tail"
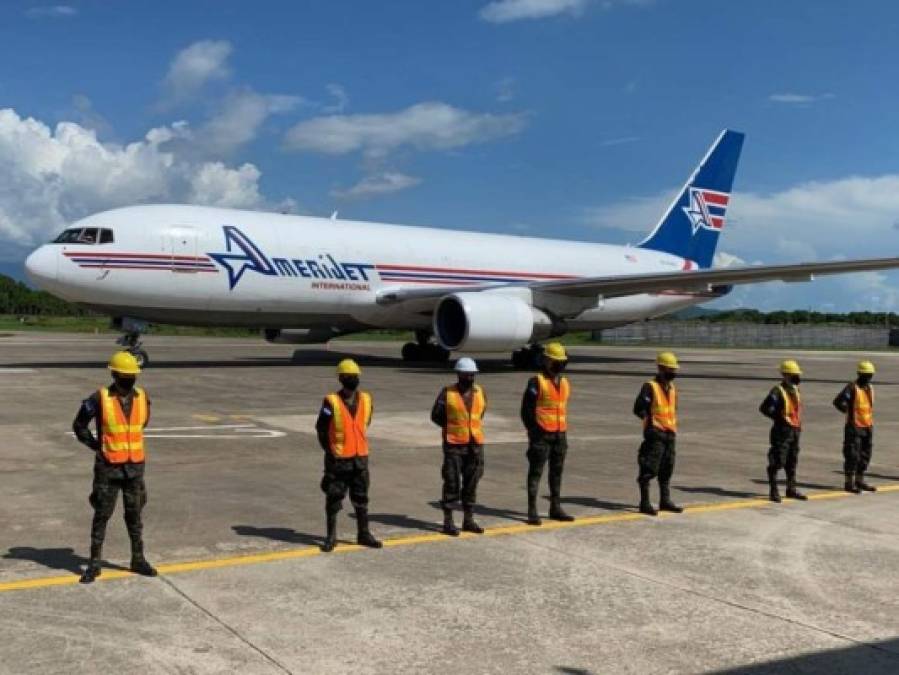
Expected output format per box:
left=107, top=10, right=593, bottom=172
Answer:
left=682, top=187, right=730, bottom=235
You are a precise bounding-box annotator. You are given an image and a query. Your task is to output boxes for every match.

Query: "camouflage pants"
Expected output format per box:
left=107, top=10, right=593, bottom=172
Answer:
left=526, top=432, right=568, bottom=499
left=89, top=465, right=147, bottom=550
left=843, top=425, right=873, bottom=474
left=638, top=428, right=676, bottom=486
left=767, top=425, right=801, bottom=476
left=321, top=455, right=370, bottom=514
left=440, top=444, right=485, bottom=508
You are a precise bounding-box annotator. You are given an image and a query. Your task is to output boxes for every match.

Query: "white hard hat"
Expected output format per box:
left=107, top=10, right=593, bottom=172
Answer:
left=454, top=357, right=479, bottom=374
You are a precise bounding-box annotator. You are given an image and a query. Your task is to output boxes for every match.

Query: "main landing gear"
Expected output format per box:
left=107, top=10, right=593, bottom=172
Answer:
left=113, top=317, right=150, bottom=368
left=511, top=344, right=545, bottom=370
left=402, top=330, right=450, bottom=363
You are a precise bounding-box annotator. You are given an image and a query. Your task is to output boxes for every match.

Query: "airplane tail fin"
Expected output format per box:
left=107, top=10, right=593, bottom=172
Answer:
left=637, top=129, right=745, bottom=269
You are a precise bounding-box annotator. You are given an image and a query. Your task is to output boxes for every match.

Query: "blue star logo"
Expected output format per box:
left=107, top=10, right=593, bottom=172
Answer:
left=208, top=225, right=277, bottom=290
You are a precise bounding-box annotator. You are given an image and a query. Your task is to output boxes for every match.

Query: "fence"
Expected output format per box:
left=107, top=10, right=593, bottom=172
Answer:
left=592, top=322, right=899, bottom=349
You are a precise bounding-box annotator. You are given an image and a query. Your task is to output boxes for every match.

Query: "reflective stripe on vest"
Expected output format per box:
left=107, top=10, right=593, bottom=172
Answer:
left=778, top=385, right=801, bottom=428
left=327, top=392, right=372, bottom=458
left=850, top=384, right=873, bottom=428
left=535, top=374, right=569, bottom=433
left=99, top=387, right=147, bottom=464
left=647, top=380, right=677, bottom=433
left=445, top=385, right=485, bottom=445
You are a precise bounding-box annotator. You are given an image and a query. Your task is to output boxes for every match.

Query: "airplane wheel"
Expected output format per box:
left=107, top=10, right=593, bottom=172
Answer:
left=428, top=344, right=451, bottom=363
left=511, top=349, right=529, bottom=369
left=402, top=342, right=421, bottom=361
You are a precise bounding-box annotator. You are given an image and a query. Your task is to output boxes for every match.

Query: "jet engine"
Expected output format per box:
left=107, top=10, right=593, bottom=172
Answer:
left=433, top=292, right=555, bottom=351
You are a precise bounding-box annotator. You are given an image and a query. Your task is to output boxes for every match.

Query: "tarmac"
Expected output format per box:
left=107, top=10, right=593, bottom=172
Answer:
left=1, top=332, right=898, bottom=674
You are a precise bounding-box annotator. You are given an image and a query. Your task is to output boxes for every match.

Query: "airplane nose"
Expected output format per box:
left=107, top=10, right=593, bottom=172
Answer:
left=24, top=245, right=58, bottom=288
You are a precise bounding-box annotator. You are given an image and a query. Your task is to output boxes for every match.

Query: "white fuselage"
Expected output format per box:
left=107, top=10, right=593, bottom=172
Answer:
left=26, top=204, right=717, bottom=334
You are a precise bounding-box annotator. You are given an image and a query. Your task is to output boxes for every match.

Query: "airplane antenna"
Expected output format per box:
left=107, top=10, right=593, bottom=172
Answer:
left=330, top=211, right=339, bottom=220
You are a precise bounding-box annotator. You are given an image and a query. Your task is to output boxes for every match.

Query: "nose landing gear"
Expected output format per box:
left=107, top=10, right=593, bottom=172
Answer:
left=113, top=317, right=150, bottom=368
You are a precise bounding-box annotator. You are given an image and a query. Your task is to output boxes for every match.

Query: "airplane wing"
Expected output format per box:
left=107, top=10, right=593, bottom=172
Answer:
left=376, top=256, right=899, bottom=309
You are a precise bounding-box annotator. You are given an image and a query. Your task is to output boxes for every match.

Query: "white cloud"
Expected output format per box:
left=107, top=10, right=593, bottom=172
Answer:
left=331, top=172, right=422, bottom=200
left=479, top=0, right=588, bottom=23
left=323, top=84, right=349, bottom=113
left=769, top=92, right=835, bottom=104
left=284, top=102, right=527, bottom=159
left=25, top=5, right=77, bottom=19
left=495, top=77, right=516, bottom=103
left=162, top=40, right=232, bottom=104
left=0, top=108, right=285, bottom=250
left=600, top=135, right=640, bottom=147
left=195, top=89, right=302, bottom=156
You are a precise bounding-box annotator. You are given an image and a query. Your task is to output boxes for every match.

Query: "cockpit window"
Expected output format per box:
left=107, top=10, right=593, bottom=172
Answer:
left=51, top=227, right=115, bottom=244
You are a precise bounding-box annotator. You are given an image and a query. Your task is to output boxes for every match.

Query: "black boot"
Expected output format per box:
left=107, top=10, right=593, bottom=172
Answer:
left=549, top=496, right=575, bottom=522
left=80, top=543, right=102, bottom=583
left=659, top=483, right=683, bottom=513
left=785, top=475, right=807, bottom=501
left=767, top=468, right=781, bottom=503
left=321, top=510, right=338, bottom=552
left=845, top=472, right=861, bottom=494
left=462, top=506, right=484, bottom=534
left=856, top=473, right=877, bottom=492
left=355, top=507, right=382, bottom=548
left=639, top=482, right=658, bottom=516
left=527, top=495, right=542, bottom=526
left=442, top=507, right=460, bottom=536
left=129, top=539, right=157, bottom=577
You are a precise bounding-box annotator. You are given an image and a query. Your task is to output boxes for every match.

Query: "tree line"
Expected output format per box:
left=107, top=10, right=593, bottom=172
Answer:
left=0, top=274, right=92, bottom=316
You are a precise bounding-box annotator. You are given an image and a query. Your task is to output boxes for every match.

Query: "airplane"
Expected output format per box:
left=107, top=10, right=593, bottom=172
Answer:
left=24, top=129, right=899, bottom=368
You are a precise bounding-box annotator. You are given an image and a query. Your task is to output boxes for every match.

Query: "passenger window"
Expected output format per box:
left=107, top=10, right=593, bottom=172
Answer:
left=100, top=229, right=114, bottom=244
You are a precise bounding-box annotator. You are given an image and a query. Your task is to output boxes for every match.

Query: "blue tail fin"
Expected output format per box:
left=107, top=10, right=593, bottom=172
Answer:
left=638, top=129, right=745, bottom=269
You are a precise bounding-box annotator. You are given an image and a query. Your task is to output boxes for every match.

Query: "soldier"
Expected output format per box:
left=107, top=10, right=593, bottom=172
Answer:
left=633, top=351, right=683, bottom=516
left=316, top=359, right=382, bottom=552
left=833, top=360, right=877, bottom=493
left=431, top=357, right=487, bottom=536
left=759, top=360, right=807, bottom=503
left=72, top=351, right=157, bottom=583
left=521, top=342, right=574, bottom=525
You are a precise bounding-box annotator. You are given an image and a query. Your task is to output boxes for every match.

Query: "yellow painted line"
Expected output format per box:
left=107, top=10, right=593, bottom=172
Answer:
left=1, top=485, right=897, bottom=594
left=192, top=414, right=221, bottom=423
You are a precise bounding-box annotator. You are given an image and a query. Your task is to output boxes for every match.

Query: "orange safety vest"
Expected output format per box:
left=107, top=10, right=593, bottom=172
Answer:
left=777, top=385, right=801, bottom=428
left=99, top=387, right=148, bottom=464
left=849, top=384, right=873, bottom=428
left=646, top=380, right=677, bottom=433
left=327, top=391, right=372, bottom=458
left=535, top=373, right=570, bottom=433
left=445, top=385, right=486, bottom=445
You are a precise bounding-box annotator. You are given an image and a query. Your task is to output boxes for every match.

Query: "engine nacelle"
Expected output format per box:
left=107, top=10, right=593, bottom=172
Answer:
left=264, top=328, right=344, bottom=344
left=433, top=293, right=555, bottom=351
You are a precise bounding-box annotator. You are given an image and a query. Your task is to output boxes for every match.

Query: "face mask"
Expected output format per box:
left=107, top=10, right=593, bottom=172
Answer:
left=663, top=370, right=678, bottom=381
left=546, top=360, right=566, bottom=375
left=457, top=376, right=475, bottom=391
left=789, top=375, right=801, bottom=386
left=858, top=374, right=872, bottom=386
left=114, top=376, right=136, bottom=394
left=339, top=376, right=360, bottom=392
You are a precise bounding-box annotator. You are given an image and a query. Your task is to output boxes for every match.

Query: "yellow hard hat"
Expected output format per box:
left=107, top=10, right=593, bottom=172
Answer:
left=336, top=358, right=361, bottom=376
left=656, top=351, right=679, bottom=369
left=544, top=342, right=568, bottom=361
left=108, top=351, right=141, bottom=375
left=780, top=359, right=802, bottom=376
left=857, top=360, right=876, bottom=375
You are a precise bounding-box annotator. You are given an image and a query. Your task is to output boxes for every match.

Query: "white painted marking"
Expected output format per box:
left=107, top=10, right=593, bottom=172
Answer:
left=66, top=424, right=286, bottom=440
left=0, top=368, right=36, bottom=373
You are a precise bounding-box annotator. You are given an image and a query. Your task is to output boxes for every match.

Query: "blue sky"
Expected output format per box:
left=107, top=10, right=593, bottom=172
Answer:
left=2, top=0, right=899, bottom=310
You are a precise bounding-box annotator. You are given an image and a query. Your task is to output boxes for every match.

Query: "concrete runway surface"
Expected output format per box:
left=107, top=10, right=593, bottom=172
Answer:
left=1, top=333, right=898, bottom=674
